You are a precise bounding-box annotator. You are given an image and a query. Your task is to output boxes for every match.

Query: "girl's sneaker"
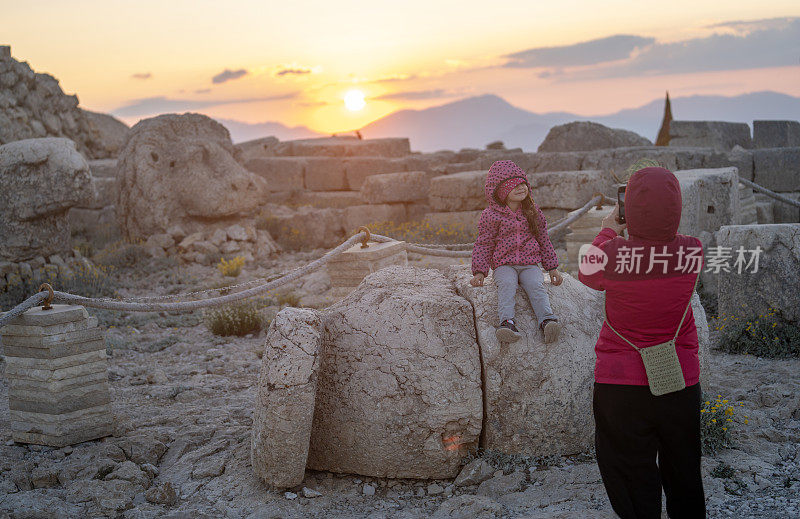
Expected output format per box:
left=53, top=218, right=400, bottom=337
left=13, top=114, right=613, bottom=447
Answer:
left=540, top=318, right=561, bottom=344
left=496, top=319, right=522, bottom=343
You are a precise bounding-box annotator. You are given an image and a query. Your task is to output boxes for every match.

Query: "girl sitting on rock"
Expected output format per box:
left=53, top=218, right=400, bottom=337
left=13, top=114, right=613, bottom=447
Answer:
left=470, top=160, right=564, bottom=344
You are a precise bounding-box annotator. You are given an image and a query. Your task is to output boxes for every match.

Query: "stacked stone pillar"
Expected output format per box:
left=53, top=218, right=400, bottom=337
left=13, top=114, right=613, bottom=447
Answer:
left=1, top=304, right=112, bottom=446
left=326, top=239, right=408, bottom=299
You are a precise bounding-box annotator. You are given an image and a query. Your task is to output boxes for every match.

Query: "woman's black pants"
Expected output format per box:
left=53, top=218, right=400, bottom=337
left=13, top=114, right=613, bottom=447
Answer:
left=593, top=382, right=706, bottom=519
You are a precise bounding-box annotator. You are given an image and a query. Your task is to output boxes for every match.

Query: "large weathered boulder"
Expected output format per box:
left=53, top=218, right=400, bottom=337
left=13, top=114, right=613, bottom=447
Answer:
left=450, top=266, right=602, bottom=456
left=115, top=113, right=267, bottom=239
left=715, top=224, right=800, bottom=324
left=307, top=266, right=483, bottom=478
left=81, top=109, right=130, bottom=158
left=538, top=121, right=651, bottom=152
left=450, top=264, right=711, bottom=456
left=669, top=121, right=752, bottom=150
left=251, top=308, right=322, bottom=488
left=0, top=138, right=94, bottom=261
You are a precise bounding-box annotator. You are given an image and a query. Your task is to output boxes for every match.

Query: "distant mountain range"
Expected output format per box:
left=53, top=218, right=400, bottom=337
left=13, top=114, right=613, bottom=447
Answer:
left=215, top=118, right=321, bottom=143
left=216, top=91, right=800, bottom=152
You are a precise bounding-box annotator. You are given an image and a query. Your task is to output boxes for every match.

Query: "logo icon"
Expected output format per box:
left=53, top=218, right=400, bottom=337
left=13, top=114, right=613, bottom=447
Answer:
left=578, top=244, right=608, bottom=276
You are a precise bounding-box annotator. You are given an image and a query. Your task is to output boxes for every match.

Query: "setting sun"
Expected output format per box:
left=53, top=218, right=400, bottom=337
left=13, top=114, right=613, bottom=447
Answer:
left=344, top=90, right=366, bottom=111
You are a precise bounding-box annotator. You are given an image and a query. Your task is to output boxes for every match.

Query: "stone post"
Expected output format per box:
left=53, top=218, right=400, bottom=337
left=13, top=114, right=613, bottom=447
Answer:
left=1, top=304, right=112, bottom=447
left=326, top=239, right=407, bottom=299
left=565, top=206, right=609, bottom=275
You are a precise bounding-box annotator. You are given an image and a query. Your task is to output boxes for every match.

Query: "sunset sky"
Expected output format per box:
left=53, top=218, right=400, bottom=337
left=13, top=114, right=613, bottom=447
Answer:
left=3, top=1, right=800, bottom=134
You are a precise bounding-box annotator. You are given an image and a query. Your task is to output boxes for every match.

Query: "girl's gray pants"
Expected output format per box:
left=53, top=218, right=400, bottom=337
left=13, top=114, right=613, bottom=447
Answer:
left=493, top=264, right=557, bottom=327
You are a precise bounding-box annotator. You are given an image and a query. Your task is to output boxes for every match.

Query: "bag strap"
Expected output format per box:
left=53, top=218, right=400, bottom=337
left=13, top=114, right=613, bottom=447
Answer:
left=603, top=274, right=700, bottom=352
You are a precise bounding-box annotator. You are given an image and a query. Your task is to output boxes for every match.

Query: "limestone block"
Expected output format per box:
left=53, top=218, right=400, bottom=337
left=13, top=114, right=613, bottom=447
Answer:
left=669, top=121, right=752, bottom=150
left=529, top=170, right=614, bottom=210
left=342, top=204, right=406, bottom=233
left=429, top=171, right=486, bottom=212
left=771, top=192, right=800, bottom=223
left=293, top=191, right=364, bottom=208
left=258, top=203, right=345, bottom=250
left=528, top=151, right=584, bottom=174
left=235, top=136, right=280, bottom=161
left=277, top=136, right=410, bottom=158
left=449, top=264, right=711, bottom=455
left=736, top=184, right=758, bottom=225
left=343, top=157, right=407, bottom=190
left=251, top=308, right=322, bottom=489
left=675, top=168, right=740, bottom=237
left=326, top=240, right=408, bottom=290
left=243, top=157, right=304, bottom=191
left=360, top=171, right=430, bottom=204
left=307, top=266, right=482, bottom=478
left=753, top=147, right=800, bottom=192
left=715, top=224, right=800, bottom=324
left=450, top=266, right=600, bottom=455
left=753, top=120, right=800, bottom=148
left=0, top=138, right=94, bottom=262
left=304, top=157, right=348, bottom=191
left=580, top=147, right=681, bottom=176
left=0, top=304, right=112, bottom=447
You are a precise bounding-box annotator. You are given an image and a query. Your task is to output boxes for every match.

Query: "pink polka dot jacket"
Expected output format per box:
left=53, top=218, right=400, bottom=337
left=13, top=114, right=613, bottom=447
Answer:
left=471, top=160, right=560, bottom=276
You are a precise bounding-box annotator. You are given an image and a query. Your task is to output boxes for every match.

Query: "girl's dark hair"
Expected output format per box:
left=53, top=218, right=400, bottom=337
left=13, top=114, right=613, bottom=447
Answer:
left=520, top=191, right=542, bottom=240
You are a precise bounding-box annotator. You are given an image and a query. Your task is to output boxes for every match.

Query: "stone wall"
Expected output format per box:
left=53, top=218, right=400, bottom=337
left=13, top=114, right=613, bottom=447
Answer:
left=0, top=46, right=128, bottom=159
left=60, top=121, right=800, bottom=263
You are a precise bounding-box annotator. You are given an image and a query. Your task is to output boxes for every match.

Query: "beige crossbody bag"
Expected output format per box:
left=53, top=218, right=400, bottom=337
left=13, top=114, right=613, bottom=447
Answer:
left=603, top=275, right=699, bottom=396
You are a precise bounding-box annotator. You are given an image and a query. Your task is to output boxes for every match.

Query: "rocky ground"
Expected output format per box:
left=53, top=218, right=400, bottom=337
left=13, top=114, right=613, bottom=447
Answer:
left=1, top=250, right=799, bottom=518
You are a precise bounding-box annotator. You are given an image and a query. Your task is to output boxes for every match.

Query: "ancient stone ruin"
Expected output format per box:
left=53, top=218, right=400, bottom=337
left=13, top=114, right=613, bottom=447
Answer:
left=251, top=265, right=712, bottom=488
left=0, top=138, right=94, bottom=262
left=0, top=46, right=128, bottom=159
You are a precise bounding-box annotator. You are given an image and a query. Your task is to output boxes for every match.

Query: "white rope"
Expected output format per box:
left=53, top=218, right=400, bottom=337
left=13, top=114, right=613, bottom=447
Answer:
left=50, top=233, right=366, bottom=312
left=0, top=193, right=613, bottom=319
left=739, top=178, right=800, bottom=208
left=0, top=292, right=48, bottom=329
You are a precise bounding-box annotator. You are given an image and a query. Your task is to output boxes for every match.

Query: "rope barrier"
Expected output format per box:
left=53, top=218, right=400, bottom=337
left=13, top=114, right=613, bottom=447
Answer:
left=739, top=178, right=800, bottom=209
left=0, top=291, right=48, bottom=329
left=3, top=178, right=780, bottom=322
left=47, top=233, right=366, bottom=313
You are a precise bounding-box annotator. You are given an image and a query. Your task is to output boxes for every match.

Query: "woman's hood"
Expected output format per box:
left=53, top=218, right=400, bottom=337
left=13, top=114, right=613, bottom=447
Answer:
left=485, top=160, right=529, bottom=208
left=626, top=166, right=682, bottom=242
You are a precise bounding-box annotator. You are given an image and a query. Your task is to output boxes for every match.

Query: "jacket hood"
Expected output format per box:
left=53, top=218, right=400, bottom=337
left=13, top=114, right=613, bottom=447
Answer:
left=625, top=166, right=682, bottom=242
left=485, top=160, right=530, bottom=209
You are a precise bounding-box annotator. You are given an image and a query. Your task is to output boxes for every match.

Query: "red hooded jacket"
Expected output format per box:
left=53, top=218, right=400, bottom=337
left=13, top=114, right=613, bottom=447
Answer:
left=471, top=161, right=560, bottom=276
left=578, top=167, right=704, bottom=386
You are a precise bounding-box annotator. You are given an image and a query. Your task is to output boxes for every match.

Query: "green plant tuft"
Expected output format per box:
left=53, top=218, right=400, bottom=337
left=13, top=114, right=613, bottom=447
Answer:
left=203, top=301, right=265, bottom=337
